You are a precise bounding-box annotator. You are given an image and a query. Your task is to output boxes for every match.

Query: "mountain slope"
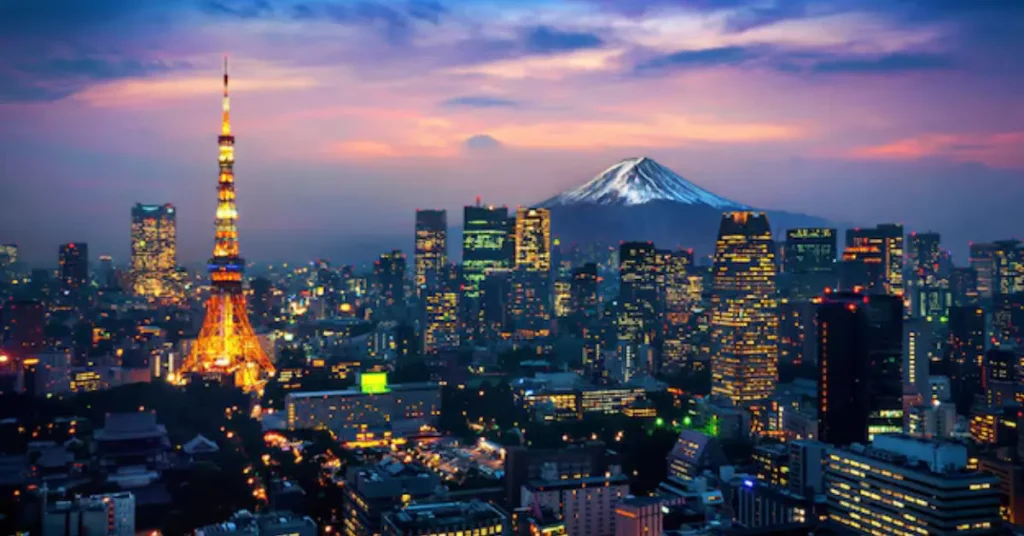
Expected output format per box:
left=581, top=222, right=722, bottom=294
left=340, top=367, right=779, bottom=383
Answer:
left=539, top=157, right=830, bottom=254
left=541, top=157, right=748, bottom=209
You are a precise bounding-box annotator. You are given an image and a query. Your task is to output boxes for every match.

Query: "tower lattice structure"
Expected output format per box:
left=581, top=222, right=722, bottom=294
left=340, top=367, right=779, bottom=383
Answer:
left=183, top=58, right=275, bottom=391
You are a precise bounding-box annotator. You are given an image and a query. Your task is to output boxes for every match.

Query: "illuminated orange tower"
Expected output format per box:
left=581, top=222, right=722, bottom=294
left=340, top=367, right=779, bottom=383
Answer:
left=183, top=58, right=275, bottom=391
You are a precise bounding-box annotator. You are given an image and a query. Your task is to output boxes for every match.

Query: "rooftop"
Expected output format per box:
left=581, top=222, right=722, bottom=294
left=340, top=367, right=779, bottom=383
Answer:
left=526, top=473, right=629, bottom=491
left=287, top=382, right=439, bottom=400
left=94, top=412, right=168, bottom=442
left=385, top=501, right=506, bottom=530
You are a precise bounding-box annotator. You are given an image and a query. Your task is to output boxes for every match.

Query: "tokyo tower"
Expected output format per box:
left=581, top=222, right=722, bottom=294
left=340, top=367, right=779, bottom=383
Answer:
left=182, top=58, right=275, bottom=392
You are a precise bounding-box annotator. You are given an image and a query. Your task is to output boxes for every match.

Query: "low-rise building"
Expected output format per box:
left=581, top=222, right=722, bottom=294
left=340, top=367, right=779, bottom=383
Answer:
left=383, top=500, right=508, bottom=536
left=825, top=434, right=1001, bottom=535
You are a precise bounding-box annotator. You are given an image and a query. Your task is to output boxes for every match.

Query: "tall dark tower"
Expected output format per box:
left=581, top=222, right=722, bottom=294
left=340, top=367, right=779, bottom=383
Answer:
left=817, top=294, right=870, bottom=446
left=183, top=58, right=275, bottom=392
left=374, top=250, right=406, bottom=307
left=817, top=291, right=903, bottom=443
left=414, top=209, right=448, bottom=296
left=946, top=306, right=986, bottom=413
left=59, top=242, right=88, bottom=307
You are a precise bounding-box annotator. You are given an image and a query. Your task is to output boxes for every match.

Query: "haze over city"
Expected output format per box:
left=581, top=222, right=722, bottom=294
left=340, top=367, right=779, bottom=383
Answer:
left=2, top=0, right=1023, bottom=263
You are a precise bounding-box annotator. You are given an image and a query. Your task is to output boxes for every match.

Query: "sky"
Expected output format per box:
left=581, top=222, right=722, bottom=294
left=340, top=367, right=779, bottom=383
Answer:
left=1, top=0, right=1023, bottom=265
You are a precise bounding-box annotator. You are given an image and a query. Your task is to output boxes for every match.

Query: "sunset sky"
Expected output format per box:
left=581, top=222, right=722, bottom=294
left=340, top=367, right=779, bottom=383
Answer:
left=2, top=0, right=1022, bottom=264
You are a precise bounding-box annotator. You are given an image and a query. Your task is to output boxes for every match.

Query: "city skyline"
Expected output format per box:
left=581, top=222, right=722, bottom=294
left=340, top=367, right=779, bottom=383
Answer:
left=2, top=0, right=1024, bottom=264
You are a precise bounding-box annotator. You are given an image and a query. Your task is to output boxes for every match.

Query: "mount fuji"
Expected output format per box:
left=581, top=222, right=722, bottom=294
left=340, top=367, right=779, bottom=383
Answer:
left=539, top=157, right=830, bottom=254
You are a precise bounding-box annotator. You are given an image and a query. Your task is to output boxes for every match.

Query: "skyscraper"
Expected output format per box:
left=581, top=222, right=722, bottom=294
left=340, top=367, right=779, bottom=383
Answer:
left=423, top=264, right=460, bottom=354
left=950, top=267, right=979, bottom=306
left=817, top=294, right=870, bottom=446
left=374, top=250, right=406, bottom=308
left=709, top=212, right=779, bottom=405
left=58, top=242, right=88, bottom=307
left=462, top=202, right=512, bottom=337
left=907, top=231, right=942, bottom=286
left=98, top=255, right=117, bottom=290
left=862, top=293, right=904, bottom=438
left=783, top=227, right=837, bottom=299
left=983, top=349, right=1016, bottom=408
left=569, top=263, right=600, bottom=337
left=1, top=299, right=45, bottom=352
left=183, top=59, right=275, bottom=392
left=130, top=203, right=177, bottom=299
left=512, top=207, right=551, bottom=339
left=839, top=244, right=884, bottom=292
left=846, top=224, right=904, bottom=296
left=414, top=209, right=447, bottom=296
left=993, top=239, right=1023, bottom=296
left=970, top=242, right=998, bottom=300
left=946, top=306, right=986, bottom=413
left=617, top=243, right=659, bottom=339
left=617, top=242, right=660, bottom=378
left=816, top=292, right=903, bottom=443
left=662, top=249, right=695, bottom=370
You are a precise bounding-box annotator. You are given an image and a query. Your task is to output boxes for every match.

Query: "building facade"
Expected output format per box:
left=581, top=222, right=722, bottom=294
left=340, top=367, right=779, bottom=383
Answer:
left=710, top=212, right=779, bottom=405
left=130, top=203, right=177, bottom=300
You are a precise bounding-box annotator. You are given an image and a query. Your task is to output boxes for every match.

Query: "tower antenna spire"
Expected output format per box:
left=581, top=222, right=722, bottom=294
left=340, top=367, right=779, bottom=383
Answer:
left=222, top=55, right=231, bottom=136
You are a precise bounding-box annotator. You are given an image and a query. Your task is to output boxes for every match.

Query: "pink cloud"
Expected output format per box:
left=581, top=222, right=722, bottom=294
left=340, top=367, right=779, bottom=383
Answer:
left=849, top=132, right=1024, bottom=169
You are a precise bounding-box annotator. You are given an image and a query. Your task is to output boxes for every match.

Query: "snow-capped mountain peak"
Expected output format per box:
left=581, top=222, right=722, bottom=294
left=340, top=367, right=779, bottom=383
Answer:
left=541, top=157, right=748, bottom=209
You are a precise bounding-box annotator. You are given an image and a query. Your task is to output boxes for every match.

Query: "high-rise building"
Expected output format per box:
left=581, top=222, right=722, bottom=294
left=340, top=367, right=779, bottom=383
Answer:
left=946, top=306, right=987, bottom=412
left=903, top=318, right=938, bottom=399
left=816, top=294, right=870, bottom=446
left=250, top=276, right=274, bottom=327
left=709, top=212, right=779, bottom=405
left=825, top=435, right=1001, bottom=536
left=130, top=203, right=177, bottom=299
left=911, top=280, right=952, bottom=320
left=414, top=209, right=447, bottom=296
left=983, top=349, right=1016, bottom=408
left=97, top=255, right=117, bottom=290
left=662, top=249, right=695, bottom=370
left=778, top=299, right=816, bottom=366
left=511, top=208, right=551, bottom=339
left=423, top=265, right=460, bottom=354
left=839, top=244, right=885, bottom=292
left=993, top=293, right=1024, bottom=348
left=993, top=239, right=1024, bottom=296
left=816, top=292, right=903, bottom=444
left=58, top=242, right=88, bottom=307
left=569, top=263, right=600, bottom=328
left=183, top=59, right=275, bottom=392
left=970, top=242, right=998, bottom=300
left=846, top=224, right=904, bottom=296
left=907, top=231, right=942, bottom=286
left=374, top=250, right=406, bottom=309
left=617, top=242, right=660, bottom=377
left=951, top=267, right=980, bottom=306
left=480, top=270, right=513, bottom=342
left=1, top=299, right=45, bottom=352
left=784, top=228, right=837, bottom=299
left=462, top=203, right=513, bottom=336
